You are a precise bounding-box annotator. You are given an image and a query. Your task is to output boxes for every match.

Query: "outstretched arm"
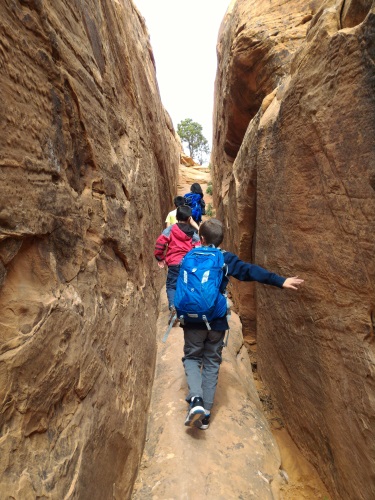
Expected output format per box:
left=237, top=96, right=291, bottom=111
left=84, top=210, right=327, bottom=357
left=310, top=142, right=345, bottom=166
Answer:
left=224, top=252, right=304, bottom=290
left=189, top=216, right=199, bottom=231
left=282, top=276, right=304, bottom=290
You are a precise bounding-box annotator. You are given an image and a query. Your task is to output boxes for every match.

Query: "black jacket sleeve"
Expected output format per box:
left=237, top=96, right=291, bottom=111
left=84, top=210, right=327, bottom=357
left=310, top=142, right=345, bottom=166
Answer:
left=223, top=251, right=285, bottom=288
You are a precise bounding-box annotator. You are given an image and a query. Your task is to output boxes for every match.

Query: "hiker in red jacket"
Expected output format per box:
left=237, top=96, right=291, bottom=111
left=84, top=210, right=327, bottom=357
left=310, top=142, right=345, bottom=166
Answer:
left=154, top=205, right=200, bottom=319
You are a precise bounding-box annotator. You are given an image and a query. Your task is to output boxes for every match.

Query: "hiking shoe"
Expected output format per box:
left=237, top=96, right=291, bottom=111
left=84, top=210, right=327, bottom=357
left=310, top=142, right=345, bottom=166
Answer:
left=184, top=397, right=205, bottom=427
left=194, top=411, right=210, bottom=430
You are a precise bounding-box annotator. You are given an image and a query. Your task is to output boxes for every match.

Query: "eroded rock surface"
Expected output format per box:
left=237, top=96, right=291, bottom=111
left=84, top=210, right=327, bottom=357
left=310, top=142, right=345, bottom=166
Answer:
left=213, top=0, right=313, bottom=162
left=0, top=0, right=179, bottom=497
left=212, top=1, right=375, bottom=499
left=212, top=0, right=314, bottom=336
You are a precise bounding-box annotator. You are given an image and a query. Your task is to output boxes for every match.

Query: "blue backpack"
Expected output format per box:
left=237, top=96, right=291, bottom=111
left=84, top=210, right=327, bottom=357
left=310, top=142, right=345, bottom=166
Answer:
left=174, top=246, right=227, bottom=329
left=184, top=192, right=203, bottom=223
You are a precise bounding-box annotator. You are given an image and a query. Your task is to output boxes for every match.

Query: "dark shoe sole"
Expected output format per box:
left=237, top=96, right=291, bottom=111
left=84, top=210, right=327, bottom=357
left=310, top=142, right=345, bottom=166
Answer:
left=194, top=414, right=210, bottom=430
left=184, top=406, right=205, bottom=427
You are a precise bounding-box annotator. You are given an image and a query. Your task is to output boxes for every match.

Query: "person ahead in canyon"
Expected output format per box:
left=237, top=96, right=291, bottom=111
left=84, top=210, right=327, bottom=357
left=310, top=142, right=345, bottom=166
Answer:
left=154, top=205, right=200, bottom=321
left=175, top=218, right=304, bottom=430
left=165, top=196, right=186, bottom=227
left=184, top=183, right=206, bottom=225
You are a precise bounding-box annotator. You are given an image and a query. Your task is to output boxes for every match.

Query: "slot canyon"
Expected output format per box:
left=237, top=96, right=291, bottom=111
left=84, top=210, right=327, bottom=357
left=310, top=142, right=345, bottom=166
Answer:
left=0, top=0, right=374, bottom=499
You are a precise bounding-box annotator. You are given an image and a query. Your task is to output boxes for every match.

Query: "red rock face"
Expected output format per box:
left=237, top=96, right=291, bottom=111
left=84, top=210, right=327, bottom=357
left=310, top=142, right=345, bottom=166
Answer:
left=0, top=0, right=179, bottom=497
left=213, top=1, right=375, bottom=499
left=212, top=0, right=314, bottom=352
left=212, top=0, right=313, bottom=213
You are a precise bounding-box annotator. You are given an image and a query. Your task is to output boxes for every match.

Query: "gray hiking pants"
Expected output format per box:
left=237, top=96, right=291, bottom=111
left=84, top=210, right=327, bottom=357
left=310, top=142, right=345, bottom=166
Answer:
left=182, top=328, right=225, bottom=411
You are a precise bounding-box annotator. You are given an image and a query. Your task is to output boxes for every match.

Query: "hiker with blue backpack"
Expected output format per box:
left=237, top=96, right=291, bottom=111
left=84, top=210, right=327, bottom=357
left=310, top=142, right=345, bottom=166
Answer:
left=154, top=205, right=200, bottom=323
left=184, top=183, right=206, bottom=225
left=174, top=218, right=304, bottom=430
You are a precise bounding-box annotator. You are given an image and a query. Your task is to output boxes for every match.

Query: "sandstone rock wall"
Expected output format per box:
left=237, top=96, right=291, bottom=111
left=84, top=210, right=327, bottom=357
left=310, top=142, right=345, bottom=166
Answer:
left=212, top=0, right=314, bottom=335
left=212, top=1, right=375, bottom=499
left=0, top=0, right=179, bottom=497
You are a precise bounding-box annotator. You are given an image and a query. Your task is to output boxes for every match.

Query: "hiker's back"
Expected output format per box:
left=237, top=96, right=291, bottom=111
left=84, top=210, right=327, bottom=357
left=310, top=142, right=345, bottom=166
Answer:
left=174, top=246, right=227, bottom=327
left=165, top=224, right=199, bottom=265
left=184, top=192, right=203, bottom=224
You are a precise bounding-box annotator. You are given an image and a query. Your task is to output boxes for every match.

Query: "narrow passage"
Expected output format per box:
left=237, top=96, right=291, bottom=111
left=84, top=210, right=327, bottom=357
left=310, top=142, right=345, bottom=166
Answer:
left=133, top=165, right=330, bottom=499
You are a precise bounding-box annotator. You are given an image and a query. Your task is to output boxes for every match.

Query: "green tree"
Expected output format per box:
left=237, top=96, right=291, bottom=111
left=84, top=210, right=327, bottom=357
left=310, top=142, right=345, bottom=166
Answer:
left=177, top=118, right=210, bottom=163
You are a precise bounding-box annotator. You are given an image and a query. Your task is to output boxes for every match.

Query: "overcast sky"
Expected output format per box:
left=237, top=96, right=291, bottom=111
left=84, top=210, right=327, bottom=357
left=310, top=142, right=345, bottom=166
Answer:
left=133, top=0, right=231, bottom=155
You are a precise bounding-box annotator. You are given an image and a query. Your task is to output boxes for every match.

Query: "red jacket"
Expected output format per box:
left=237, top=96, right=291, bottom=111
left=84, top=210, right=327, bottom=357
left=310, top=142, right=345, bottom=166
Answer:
left=154, top=223, right=201, bottom=266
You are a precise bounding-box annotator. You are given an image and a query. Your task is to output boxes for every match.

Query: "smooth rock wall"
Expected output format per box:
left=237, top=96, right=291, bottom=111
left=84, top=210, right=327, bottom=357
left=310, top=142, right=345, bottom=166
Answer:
left=212, top=0, right=313, bottom=335
left=212, top=0, right=375, bottom=499
left=0, top=0, right=179, bottom=497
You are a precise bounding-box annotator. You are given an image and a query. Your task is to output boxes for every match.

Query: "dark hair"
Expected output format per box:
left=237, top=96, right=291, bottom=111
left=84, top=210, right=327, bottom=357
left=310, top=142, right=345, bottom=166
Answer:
left=190, top=183, right=203, bottom=196
left=177, top=205, right=192, bottom=222
left=174, top=196, right=185, bottom=208
left=199, top=219, right=223, bottom=247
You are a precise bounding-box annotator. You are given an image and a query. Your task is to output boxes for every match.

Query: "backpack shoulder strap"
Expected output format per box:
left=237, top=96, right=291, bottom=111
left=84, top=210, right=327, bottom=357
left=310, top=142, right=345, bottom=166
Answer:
left=220, top=249, right=228, bottom=275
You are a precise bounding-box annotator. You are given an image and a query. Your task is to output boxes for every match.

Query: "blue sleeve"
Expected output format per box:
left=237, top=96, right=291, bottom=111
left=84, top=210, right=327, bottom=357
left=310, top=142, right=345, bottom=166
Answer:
left=223, top=251, right=286, bottom=288
left=162, top=226, right=173, bottom=238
